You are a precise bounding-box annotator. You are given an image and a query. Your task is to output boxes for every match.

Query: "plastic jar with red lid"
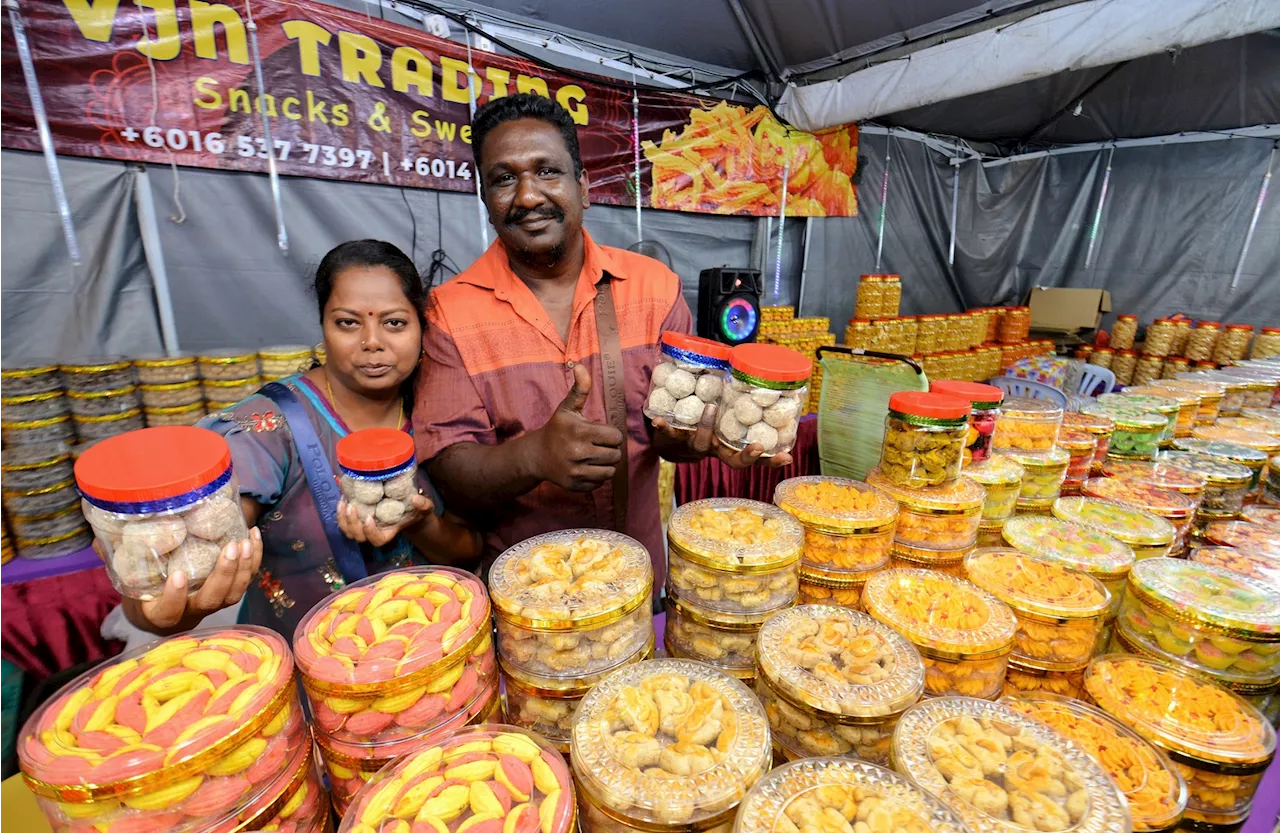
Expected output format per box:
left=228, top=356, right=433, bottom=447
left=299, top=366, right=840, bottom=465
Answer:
left=878, top=391, right=971, bottom=488
left=1185, top=321, right=1222, bottom=362
left=645, top=332, right=732, bottom=430
left=336, top=427, right=419, bottom=527
left=717, top=344, right=811, bottom=457
left=1111, top=315, right=1138, bottom=350
left=75, top=426, right=250, bottom=599
left=932, top=380, right=1004, bottom=464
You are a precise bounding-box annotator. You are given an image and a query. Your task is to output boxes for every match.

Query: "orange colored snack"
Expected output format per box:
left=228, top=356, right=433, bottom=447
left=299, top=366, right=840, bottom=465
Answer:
left=774, top=476, right=897, bottom=574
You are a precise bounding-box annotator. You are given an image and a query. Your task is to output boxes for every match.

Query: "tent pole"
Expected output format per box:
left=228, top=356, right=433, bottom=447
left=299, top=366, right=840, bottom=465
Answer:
left=948, top=158, right=960, bottom=266
left=135, top=166, right=181, bottom=355
left=1085, top=146, right=1115, bottom=269
left=465, top=28, right=489, bottom=250
left=875, top=131, right=892, bottom=270
left=796, top=217, right=813, bottom=315
left=1230, top=144, right=1276, bottom=292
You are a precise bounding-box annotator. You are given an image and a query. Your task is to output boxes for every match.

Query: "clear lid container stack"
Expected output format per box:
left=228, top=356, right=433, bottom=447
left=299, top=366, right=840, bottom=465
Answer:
left=755, top=605, right=924, bottom=765
left=292, top=567, right=497, bottom=813
left=0, top=434, right=88, bottom=560
left=1082, top=400, right=1167, bottom=461
left=489, top=530, right=655, bottom=750
left=1052, top=495, right=1176, bottom=562
left=198, top=349, right=262, bottom=410
left=1080, top=475, right=1197, bottom=555
left=1172, top=437, right=1268, bottom=494
left=1159, top=450, right=1255, bottom=521
left=258, top=345, right=315, bottom=381
left=1056, top=428, right=1097, bottom=495
left=134, top=355, right=206, bottom=426
left=991, top=397, right=1063, bottom=456
left=865, top=469, right=985, bottom=573
left=58, top=358, right=142, bottom=445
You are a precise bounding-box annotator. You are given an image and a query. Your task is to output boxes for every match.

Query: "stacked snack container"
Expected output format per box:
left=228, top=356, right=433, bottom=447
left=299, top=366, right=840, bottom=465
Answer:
left=877, top=392, right=969, bottom=487
left=489, top=530, right=654, bottom=749
left=1057, top=429, right=1097, bottom=494
left=1133, top=354, right=1166, bottom=385
left=1126, top=385, right=1198, bottom=438
left=664, top=595, right=760, bottom=682
left=862, top=568, right=1016, bottom=698
left=773, top=476, right=896, bottom=581
left=198, top=349, right=262, bottom=409
left=1253, top=327, right=1280, bottom=359
left=1063, top=410, right=1116, bottom=474
left=1215, top=324, right=1254, bottom=365
left=1081, top=476, right=1196, bottom=555
left=991, top=397, right=1063, bottom=455
left=865, top=469, right=984, bottom=572
left=1190, top=546, right=1280, bottom=587
left=1173, top=438, right=1268, bottom=493
left=965, top=548, right=1111, bottom=698
left=292, top=567, right=497, bottom=813
left=18, top=626, right=326, bottom=833
left=1145, top=319, right=1177, bottom=357
left=1001, top=515, right=1134, bottom=621
left=963, top=455, right=1024, bottom=547
left=1003, top=448, right=1070, bottom=513
left=1103, top=392, right=1179, bottom=447
left=1112, top=315, right=1139, bottom=350
left=1052, top=496, right=1176, bottom=562
left=1185, top=322, right=1223, bottom=362
left=59, top=358, right=141, bottom=444
left=258, top=345, right=314, bottom=381
left=644, top=333, right=732, bottom=430
left=1113, top=349, right=1139, bottom=385
left=1082, top=401, right=1166, bottom=460
left=1085, top=654, right=1275, bottom=827
left=1200, top=520, right=1280, bottom=558
left=755, top=605, right=924, bottom=765
left=0, top=441, right=90, bottom=560
left=795, top=565, right=872, bottom=608
left=931, top=380, right=1004, bottom=464
left=571, top=659, right=771, bottom=833
left=1195, top=372, right=1250, bottom=416
left=1192, top=426, right=1280, bottom=475
left=1160, top=450, right=1254, bottom=521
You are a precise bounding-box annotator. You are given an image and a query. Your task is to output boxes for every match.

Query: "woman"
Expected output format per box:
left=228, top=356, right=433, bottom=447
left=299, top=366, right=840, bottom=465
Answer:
left=122, top=240, right=481, bottom=639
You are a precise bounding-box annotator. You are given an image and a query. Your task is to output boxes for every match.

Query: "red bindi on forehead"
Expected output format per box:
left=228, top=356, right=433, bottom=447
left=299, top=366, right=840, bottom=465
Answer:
left=368, top=311, right=374, bottom=316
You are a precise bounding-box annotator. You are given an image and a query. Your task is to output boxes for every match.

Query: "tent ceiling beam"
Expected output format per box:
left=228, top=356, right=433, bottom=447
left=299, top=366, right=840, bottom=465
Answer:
left=777, top=0, right=1280, bottom=131
left=724, top=0, right=783, bottom=82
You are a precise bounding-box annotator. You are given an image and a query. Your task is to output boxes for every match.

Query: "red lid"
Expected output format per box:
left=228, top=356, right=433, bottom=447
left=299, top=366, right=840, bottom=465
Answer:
left=1264, top=327, right=1280, bottom=335
left=730, top=343, right=812, bottom=383
left=1095, top=347, right=1115, bottom=354
left=888, top=391, right=970, bottom=420
left=336, top=427, right=415, bottom=471
left=1168, top=356, right=1190, bottom=364
left=660, top=331, right=732, bottom=361
left=1197, top=321, right=1222, bottom=328
left=75, top=426, right=232, bottom=503
left=1118, top=350, right=1139, bottom=357
left=1225, top=323, right=1254, bottom=332
left=931, top=380, right=1004, bottom=407
left=1117, top=315, right=1138, bottom=321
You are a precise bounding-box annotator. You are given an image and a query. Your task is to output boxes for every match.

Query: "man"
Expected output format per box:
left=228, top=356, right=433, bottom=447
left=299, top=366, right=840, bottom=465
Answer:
left=414, top=94, right=787, bottom=584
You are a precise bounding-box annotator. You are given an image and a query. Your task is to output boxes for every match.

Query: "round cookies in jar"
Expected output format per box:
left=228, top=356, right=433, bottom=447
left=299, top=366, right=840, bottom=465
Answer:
left=891, top=696, right=1131, bottom=833
left=570, top=659, right=771, bottom=833
left=1084, top=654, right=1276, bottom=819
left=755, top=605, right=924, bottom=766
left=664, top=595, right=766, bottom=678
left=645, top=332, right=732, bottom=430
left=964, top=547, right=1111, bottom=666
left=1081, top=476, right=1196, bottom=554
left=489, top=530, right=653, bottom=678
left=878, top=392, right=969, bottom=487
left=666, top=498, right=803, bottom=615
left=1002, top=693, right=1187, bottom=833
left=1052, top=496, right=1176, bottom=562
left=991, top=397, right=1063, bottom=454
left=717, top=344, right=811, bottom=458
left=862, top=569, right=1015, bottom=699
left=335, top=428, right=422, bottom=527
left=1001, top=515, right=1134, bottom=615
left=773, top=476, right=897, bottom=576
left=734, top=757, right=972, bottom=833
left=932, top=380, right=1005, bottom=465
left=864, top=469, right=985, bottom=550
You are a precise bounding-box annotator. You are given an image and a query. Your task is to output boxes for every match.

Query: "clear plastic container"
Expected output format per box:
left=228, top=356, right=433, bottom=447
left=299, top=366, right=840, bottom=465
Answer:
left=1, top=414, right=75, bottom=446
left=16, top=526, right=93, bottom=559
left=1103, top=392, right=1179, bottom=446
left=1134, top=355, right=1166, bottom=386
left=991, top=397, right=1063, bottom=454
left=735, top=758, right=971, bottom=833
left=0, top=392, right=68, bottom=422
left=1145, top=320, right=1177, bottom=357
left=73, top=409, right=144, bottom=441
left=1001, top=515, right=1134, bottom=614
left=931, top=381, right=1004, bottom=464
left=1218, top=416, right=1280, bottom=439
left=1127, top=386, right=1198, bottom=438
left=645, top=332, right=732, bottom=429
left=1052, top=495, right=1176, bottom=562
left=756, top=605, right=924, bottom=765
left=145, top=402, right=207, bottom=427
left=964, top=547, right=1110, bottom=665
left=886, top=540, right=972, bottom=577
left=132, top=353, right=199, bottom=384
left=334, top=427, right=420, bottom=527
left=76, top=426, right=250, bottom=598
left=1254, top=327, right=1280, bottom=359
left=202, top=376, right=263, bottom=403
left=716, top=344, right=810, bottom=457
left=1084, top=654, right=1276, bottom=818
left=1191, top=426, right=1280, bottom=470
left=570, top=659, right=771, bottom=830
left=1113, top=350, right=1139, bottom=386
left=0, top=443, right=72, bottom=491
left=58, top=358, right=134, bottom=392
left=663, top=596, right=765, bottom=674
left=238, top=742, right=330, bottom=833
left=1064, top=411, right=1116, bottom=474
left=963, top=455, right=1024, bottom=523
left=9, top=504, right=87, bottom=541
left=892, top=696, right=1132, bottom=833
left=139, top=380, right=203, bottom=408
left=66, top=386, right=141, bottom=417
left=1003, top=447, right=1070, bottom=506
left=17, top=626, right=306, bottom=833
left=1, top=360, right=62, bottom=396
left=1101, top=458, right=1207, bottom=504
left=1241, top=502, right=1280, bottom=527
left=796, top=566, right=869, bottom=607
left=997, top=306, right=1031, bottom=344
left=999, top=657, right=1088, bottom=699
left=773, top=476, right=897, bottom=575
left=1192, top=373, right=1249, bottom=416
left=862, top=569, right=1015, bottom=698
left=877, top=391, right=969, bottom=487
left=502, top=637, right=652, bottom=748
left=1082, top=401, right=1166, bottom=460
left=1159, top=451, right=1254, bottom=518
left=1171, top=438, right=1267, bottom=491
left=489, top=529, right=653, bottom=678
left=198, top=349, right=261, bottom=380
left=864, top=469, right=985, bottom=550
left=336, top=724, right=575, bottom=833
left=666, top=498, right=803, bottom=615
left=1118, top=558, right=1280, bottom=686
left=3, top=479, right=80, bottom=517
left=1002, top=692, right=1187, bottom=833
left=1154, top=379, right=1225, bottom=425
left=1112, top=315, right=1139, bottom=351
left=258, top=345, right=314, bottom=379
left=1185, top=322, right=1222, bottom=362
left=1081, top=477, right=1195, bottom=554
left=1190, top=545, right=1280, bottom=586
left=1201, top=519, right=1280, bottom=558
left=1218, top=368, right=1280, bottom=409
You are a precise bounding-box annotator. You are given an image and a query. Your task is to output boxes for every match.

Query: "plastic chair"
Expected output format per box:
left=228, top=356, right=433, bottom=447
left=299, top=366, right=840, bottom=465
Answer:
left=988, top=376, right=1069, bottom=408
left=1077, top=365, right=1116, bottom=397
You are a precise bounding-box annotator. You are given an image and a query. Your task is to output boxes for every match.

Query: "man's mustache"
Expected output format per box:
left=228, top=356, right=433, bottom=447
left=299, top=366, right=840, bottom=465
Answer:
left=505, top=206, right=564, bottom=226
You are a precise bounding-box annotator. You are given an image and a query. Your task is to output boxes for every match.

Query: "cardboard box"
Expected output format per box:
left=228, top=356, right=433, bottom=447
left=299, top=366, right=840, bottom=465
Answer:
left=1027, top=287, right=1111, bottom=334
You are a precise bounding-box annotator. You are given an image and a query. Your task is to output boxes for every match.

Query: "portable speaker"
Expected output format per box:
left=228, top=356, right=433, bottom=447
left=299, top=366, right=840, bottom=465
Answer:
left=697, top=268, right=761, bottom=346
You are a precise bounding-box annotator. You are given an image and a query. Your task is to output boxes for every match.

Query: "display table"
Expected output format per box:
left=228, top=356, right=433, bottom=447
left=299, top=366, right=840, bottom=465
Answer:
left=0, top=547, right=123, bottom=681
left=674, top=414, right=821, bottom=505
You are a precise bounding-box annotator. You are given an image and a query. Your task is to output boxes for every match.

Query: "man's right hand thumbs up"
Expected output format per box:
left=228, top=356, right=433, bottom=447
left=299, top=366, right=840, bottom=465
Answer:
left=533, top=363, right=625, bottom=492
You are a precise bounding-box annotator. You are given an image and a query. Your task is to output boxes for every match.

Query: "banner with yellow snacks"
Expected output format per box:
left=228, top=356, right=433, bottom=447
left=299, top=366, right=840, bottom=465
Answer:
left=0, top=0, right=858, bottom=216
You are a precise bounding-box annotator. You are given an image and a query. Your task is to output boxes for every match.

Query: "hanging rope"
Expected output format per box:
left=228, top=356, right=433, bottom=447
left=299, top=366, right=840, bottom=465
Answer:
left=875, top=130, right=892, bottom=270
left=244, top=0, right=288, bottom=252
left=138, top=7, right=186, bottom=223
left=630, top=56, right=642, bottom=244
left=7, top=0, right=81, bottom=265
left=465, top=26, right=488, bottom=250
left=1085, top=145, right=1115, bottom=269
left=772, top=140, right=791, bottom=303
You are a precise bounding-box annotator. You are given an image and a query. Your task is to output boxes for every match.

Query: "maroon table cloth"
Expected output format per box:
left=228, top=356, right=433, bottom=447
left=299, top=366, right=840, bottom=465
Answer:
left=1, top=565, right=123, bottom=681
left=674, top=415, right=820, bottom=505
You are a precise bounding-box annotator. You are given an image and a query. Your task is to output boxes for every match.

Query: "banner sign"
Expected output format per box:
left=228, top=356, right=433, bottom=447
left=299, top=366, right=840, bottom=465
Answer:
left=0, top=0, right=858, bottom=216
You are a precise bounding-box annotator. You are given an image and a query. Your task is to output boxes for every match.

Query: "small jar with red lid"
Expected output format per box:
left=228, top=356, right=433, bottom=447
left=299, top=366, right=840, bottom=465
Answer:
left=74, top=426, right=250, bottom=599
left=932, top=380, right=1003, bottom=464
left=1161, top=356, right=1189, bottom=379
left=336, top=427, right=420, bottom=526
left=1111, top=315, right=1138, bottom=350
left=645, top=332, right=732, bottom=430
left=1143, top=319, right=1176, bottom=357
left=878, top=392, right=971, bottom=488
left=717, top=344, right=811, bottom=457
left=1185, top=321, right=1222, bottom=362
left=1112, top=350, right=1138, bottom=386
left=1254, top=327, right=1280, bottom=359
left=1088, top=347, right=1114, bottom=370
left=1214, top=324, right=1254, bottom=365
